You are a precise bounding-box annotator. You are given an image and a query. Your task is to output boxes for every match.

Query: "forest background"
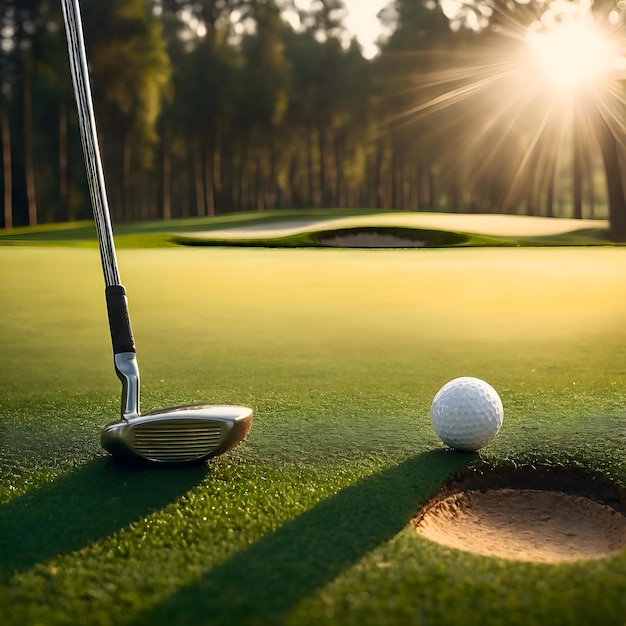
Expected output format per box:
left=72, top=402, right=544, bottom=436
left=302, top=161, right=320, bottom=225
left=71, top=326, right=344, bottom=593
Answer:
left=0, top=0, right=624, bottom=235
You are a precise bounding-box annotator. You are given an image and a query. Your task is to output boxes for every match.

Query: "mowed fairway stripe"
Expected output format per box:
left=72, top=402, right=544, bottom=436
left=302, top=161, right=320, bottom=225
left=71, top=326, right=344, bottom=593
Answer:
left=2, top=246, right=626, bottom=388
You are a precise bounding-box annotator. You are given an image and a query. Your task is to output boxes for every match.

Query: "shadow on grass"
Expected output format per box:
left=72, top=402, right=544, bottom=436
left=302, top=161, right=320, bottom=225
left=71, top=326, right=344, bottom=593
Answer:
left=135, top=449, right=473, bottom=626
left=0, top=458, right=208, bottom=580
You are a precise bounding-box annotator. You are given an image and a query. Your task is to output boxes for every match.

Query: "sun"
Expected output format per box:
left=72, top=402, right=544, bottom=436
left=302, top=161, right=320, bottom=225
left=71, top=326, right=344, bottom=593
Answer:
left=525, top=4, right=619, bottom=93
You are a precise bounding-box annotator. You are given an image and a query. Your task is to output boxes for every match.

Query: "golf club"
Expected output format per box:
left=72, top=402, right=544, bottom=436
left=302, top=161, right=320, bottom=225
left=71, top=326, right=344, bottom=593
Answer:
left=61, top=0, right=253, bottom=463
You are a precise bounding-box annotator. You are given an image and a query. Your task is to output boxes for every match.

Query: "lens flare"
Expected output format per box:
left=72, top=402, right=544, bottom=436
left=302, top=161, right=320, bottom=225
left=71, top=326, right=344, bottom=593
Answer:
left=379, top=0, right=624, bottom=218
left=526, top=14, right=619, bottom=92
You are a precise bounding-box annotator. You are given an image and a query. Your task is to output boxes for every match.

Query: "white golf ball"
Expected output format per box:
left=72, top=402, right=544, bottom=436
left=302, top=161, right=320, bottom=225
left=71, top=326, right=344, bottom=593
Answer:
left=430, top=377, right=503, bottom=451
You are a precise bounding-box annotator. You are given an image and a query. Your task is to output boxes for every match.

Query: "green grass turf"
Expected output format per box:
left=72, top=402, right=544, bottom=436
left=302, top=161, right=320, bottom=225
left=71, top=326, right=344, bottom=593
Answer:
left=0, top=209, right=614, bottom=248
left=2, top=231, right=626, bottom=623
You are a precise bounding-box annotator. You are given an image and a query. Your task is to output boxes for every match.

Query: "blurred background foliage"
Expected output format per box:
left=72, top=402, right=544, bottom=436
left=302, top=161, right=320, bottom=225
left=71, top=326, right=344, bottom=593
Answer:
left=0, top=0, right=624, bottom=232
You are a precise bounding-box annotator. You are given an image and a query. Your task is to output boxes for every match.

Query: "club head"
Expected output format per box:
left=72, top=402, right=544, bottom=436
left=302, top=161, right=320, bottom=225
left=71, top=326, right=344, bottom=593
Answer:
left=101, top=404, right=253, bottom=464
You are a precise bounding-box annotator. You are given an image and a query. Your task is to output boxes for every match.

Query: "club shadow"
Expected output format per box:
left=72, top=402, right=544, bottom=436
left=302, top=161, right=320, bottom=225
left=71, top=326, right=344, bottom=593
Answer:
left=135, top=449, right=473, bottom=626
left=0, top=457, right=208, bottom=580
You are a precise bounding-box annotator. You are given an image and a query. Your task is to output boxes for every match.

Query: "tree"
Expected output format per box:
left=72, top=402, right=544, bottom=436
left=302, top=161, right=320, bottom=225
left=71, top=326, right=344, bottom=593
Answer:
left=81, top=0, right=171, bottom=221
left=237, top=0, right=291, bottom=210
left=0, top=0, right=54, bottom=227
left=376, top=0, right=468, bottom=211
left=434, top=0, right=626, bottom=233
left=282, top=30, right=372, bottom=209
left=0, top=2, right=13, bottom=228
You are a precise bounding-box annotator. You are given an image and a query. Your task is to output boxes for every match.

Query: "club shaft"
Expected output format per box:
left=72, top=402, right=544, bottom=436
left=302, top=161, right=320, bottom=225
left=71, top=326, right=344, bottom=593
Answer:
left=62, top=0, right=136, bottom=365
left=61, top=0, right=120, bottom=287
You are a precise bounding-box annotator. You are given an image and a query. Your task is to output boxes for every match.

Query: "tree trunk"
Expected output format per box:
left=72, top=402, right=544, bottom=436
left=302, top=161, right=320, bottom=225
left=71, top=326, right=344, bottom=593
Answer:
left=572, top=125, right=583, bottom=219
left=375, top=140, right=384, bottom=209
left=267, top=140, right=277, bottom=210
left=590, top=106, right=626, bottom=240
left=193, top=138, right=205, bottom=217
left=59, top=100, right=70, bottom=222
left=391, top=146, right=398, bottom=209
left=307, top=128, right=316, bottom=207
left=204, top=136, right=215, bottom=216
left=122, top=134, right=132, bottom=221
left=582, top=138, right=596, bottom=219
left=140, top=172, right=150, bottom=220
left=416, top=164, right=425, bottom=211
left=23, top=63, right=37, bottom=226
left=1, top=104, right=12, bottom=229
left=545, top=155, right=556, bottom=218
left=318, top=124, right=327, bottom=207
left=601, top=133, right=626, bottom=240
left=162, top=133, right=171, bottom=220
left=334, top=138, right=343, bottom=208
left=288, top=151, right=299, bottom=208
left=213, top=129, right=222, bottom=196
left=428, top=169, right=436, bottom=211
left=255, top=156, right=263, bottom=211
left=238, top=139, right=249, bottom=212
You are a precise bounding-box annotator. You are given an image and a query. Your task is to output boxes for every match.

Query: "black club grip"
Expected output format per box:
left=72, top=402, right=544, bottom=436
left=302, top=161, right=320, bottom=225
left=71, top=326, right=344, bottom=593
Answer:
left=105, top=285, right=136, bottom=355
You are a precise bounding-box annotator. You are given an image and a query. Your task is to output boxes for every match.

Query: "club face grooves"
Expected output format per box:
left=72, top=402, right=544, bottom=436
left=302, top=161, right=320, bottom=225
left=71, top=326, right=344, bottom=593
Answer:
left=132, top=420, right=225, bottom=463
left=101, top=405, right=253, bottom=464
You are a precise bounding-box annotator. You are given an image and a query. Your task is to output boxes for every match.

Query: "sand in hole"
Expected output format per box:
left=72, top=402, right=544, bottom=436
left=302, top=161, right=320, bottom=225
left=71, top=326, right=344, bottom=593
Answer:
left=414, top=488, right=626, bottom=563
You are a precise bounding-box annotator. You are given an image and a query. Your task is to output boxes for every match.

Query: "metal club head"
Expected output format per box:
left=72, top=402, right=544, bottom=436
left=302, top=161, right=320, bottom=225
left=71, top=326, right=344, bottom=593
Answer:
left=101, top=404, right=253, bottom=464
left=101, top=353, right=253, bottom=464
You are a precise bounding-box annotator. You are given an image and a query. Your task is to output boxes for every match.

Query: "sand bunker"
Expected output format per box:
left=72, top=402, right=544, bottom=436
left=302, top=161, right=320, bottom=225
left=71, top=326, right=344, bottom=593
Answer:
left=319, top=232, right=426, bottom=248
left=185, top=214, right=607, bottom=240
left=414, top=469, right=626, bottom=563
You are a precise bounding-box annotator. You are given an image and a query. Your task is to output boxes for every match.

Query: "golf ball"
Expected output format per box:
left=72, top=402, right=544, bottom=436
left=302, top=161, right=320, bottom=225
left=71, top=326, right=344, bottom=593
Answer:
left=430, top=377, right=503, bottom=451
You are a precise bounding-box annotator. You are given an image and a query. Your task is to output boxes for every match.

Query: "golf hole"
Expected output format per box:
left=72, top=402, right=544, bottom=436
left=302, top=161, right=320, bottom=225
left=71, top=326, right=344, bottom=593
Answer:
left=413, top=466, right=626, bottom=563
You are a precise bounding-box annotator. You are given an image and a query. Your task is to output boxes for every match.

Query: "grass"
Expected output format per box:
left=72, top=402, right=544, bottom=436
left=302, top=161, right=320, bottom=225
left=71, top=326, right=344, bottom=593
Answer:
left=0, top=209, right=614, bottom=248
left=2, top=213, right=626, bottom=624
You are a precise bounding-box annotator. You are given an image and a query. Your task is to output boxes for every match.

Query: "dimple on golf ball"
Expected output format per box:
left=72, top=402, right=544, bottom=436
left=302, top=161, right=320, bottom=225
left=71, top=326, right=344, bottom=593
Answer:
left=430, top=377, right=503, bottom=451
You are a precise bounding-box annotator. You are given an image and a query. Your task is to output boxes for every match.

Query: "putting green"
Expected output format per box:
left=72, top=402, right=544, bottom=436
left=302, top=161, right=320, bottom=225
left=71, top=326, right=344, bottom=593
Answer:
left=1, top=244, right=626, bottom=625
left=0, top=210, right=612, bottom=248
left=184, top=212, right=606, bottom=239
